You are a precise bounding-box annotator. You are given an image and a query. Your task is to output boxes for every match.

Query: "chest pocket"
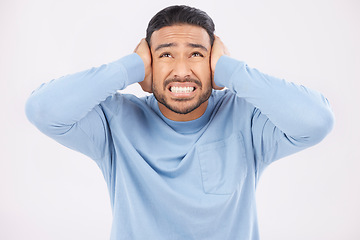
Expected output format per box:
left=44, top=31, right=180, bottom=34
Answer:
left=197, top=132, right=248, bottom=195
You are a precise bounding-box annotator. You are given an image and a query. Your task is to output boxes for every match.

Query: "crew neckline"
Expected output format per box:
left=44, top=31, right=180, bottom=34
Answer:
left=153, top=94, right=214, bottom=134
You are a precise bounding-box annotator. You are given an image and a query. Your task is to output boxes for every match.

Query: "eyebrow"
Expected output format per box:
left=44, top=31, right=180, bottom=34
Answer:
left=188, top=43, right=208, bottom=52
left=155, top=43, right=177, bottom=51
left=154, top=42, right=208, bottom=52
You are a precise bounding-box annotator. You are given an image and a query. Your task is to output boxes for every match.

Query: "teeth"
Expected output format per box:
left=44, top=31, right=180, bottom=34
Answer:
left=170, top=86, right=195, bottom=93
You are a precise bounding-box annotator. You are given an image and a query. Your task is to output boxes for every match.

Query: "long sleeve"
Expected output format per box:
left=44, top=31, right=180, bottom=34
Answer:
left=25, top=53, right=145, bottom=160
left=214, top=55, right=334, bottom=164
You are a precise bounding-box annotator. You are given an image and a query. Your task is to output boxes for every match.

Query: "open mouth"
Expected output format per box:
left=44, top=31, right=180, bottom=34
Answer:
left=170, top=86, right=195, bottom=93
left=164, top=79, right=201, bottom=98
left=167, top=83, right=198, bottom=98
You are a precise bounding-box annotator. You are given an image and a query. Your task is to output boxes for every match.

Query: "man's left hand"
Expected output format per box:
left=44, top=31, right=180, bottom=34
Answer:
left=210, top=35, right=230, bottom=90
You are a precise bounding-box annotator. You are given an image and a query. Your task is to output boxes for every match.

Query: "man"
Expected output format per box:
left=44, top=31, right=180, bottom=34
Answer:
left=25, top=5, right=334, bottom=240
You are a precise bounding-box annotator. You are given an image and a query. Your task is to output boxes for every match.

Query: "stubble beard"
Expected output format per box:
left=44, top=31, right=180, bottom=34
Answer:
left=152, top=79, right=212, bottom=115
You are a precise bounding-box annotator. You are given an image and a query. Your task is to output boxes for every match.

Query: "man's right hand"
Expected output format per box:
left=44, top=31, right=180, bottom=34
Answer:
left=134, top=39, right=153, bottom=93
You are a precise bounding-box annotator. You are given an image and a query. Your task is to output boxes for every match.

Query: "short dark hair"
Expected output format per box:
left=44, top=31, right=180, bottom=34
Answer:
left=146, top=5, right=215, bottom=47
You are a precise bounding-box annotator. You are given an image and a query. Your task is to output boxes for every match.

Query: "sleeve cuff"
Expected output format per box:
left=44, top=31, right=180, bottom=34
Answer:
left=214, top=55, right=245, bottom=89
left=115, top=53, right=145, bottom=88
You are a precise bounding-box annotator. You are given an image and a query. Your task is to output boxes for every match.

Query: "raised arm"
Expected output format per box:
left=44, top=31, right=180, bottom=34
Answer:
left=211, top=36, right=334, bottom=164
left=25, top=40, right=152, bottom=161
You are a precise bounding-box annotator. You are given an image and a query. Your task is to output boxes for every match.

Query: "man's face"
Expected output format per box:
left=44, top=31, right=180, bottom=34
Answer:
left=150, top=24, right=212, bottom=121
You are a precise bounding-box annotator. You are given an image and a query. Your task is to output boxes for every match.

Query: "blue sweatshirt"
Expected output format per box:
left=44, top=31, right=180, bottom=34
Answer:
left=25, top=53, right=334, bottom=239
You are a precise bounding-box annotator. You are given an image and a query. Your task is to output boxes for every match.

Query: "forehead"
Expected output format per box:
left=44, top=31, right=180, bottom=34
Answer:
left=150, top=24, right=211, bottom=49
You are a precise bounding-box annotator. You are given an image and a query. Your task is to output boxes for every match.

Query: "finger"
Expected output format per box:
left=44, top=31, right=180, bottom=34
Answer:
left=134, top=38, right=145, bottom=52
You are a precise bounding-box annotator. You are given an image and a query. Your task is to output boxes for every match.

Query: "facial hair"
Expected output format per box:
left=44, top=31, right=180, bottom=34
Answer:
left=152, top=77, right=212, bottom=115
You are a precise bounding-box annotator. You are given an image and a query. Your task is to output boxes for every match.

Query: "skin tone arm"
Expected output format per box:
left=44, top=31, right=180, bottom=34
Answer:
left=134, top=39, right=153, bottom=93
left=210, top=35, right=229, bottom=90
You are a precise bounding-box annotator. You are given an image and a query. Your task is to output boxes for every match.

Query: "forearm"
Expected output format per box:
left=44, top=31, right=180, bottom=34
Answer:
left=214, top=56, right=334, bottom=143
left=25, top=53, right=144, bottom=128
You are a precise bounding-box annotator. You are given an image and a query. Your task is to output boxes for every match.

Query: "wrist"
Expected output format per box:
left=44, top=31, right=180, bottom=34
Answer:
left=120, top=53, right=146, bottom=87
left=214, top=55, right=244, bottom=89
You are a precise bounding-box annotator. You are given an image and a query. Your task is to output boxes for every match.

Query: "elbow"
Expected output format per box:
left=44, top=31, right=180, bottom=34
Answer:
left=307, top=107, right=335, bottom=144
left=322, top=108, right=335, bottom=136
left=287, top=108, right=334, bottom=148
left=25, top=93, right=75, bottom=137
left=25, top=93, right=53, bottom=128
left=25, top=94, right=44, bottom=126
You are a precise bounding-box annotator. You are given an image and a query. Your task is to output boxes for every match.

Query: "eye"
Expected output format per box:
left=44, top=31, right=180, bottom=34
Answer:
left=191, top=52, right=204, bottom=57
left=159, top=53, right=172, bottom=58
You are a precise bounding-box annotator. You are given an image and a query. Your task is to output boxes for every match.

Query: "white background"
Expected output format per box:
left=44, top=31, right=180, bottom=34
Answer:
left=1, top=0, right=359, bottom=239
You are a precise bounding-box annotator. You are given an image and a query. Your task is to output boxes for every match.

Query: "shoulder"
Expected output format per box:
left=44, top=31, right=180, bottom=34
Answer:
left=211, top=89, right=256, bottom=117
left=99, top=92, right=157, bottom=118
left=101, top=92, right=149, bottom=106
left=211, top=89, right=244, bottom=106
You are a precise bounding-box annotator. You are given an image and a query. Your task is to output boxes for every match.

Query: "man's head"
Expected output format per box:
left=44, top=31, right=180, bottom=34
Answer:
left=145, top=5, right=216, bottom=121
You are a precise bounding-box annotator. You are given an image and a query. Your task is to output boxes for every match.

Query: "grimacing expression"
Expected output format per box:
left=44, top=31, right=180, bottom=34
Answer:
left=150, top=24, right=212, bottom=120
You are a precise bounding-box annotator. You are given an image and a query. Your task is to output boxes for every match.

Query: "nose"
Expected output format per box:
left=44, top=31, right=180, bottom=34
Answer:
left=172, top=59, right=191, bottom=79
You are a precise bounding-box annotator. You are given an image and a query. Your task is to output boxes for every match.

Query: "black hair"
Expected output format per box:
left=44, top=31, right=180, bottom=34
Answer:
left=146, top=5, right=215, bottom=47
